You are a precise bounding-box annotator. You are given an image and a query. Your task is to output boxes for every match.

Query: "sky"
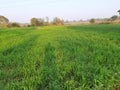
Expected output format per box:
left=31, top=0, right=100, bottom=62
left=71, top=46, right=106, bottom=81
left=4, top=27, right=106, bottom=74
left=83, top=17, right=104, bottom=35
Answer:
left=0, top=0, right=120, bottom=23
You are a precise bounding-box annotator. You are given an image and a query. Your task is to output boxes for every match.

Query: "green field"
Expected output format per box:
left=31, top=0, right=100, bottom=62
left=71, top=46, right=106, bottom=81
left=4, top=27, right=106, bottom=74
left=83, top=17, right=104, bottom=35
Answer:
left=0, top=24, right=120, bottom=90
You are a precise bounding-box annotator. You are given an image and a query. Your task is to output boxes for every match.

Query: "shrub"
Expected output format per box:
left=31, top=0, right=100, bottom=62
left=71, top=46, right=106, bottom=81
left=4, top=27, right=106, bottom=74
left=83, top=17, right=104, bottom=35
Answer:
left=7, top=23, right=20, bottom=28
left=89, top=19, right=95, bottom=23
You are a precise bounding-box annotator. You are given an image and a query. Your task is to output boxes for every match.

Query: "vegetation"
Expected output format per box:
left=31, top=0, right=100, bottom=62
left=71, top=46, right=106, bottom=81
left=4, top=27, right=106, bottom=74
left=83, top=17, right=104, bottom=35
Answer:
left=46, top=17, right=49, bottom=24
left=89, top=19, right=95, bottom=23
left=0, top=14, right=119, bottom=28
left=110, top=15, right=118, bottom=21
left=38, top=18, right=45, bottom=26
left=0, top=24, right=120, bottom=90
left=30, top=18, right=40, bottom=26
left=7, top=23, right=20, bottom=28
left=30, top=17, right=64, bottom=26
left=118, top=10, right=120, bottom=15
left=0, top=16, right=9, bottom=24
left=52, top=17, right=64, bottom=25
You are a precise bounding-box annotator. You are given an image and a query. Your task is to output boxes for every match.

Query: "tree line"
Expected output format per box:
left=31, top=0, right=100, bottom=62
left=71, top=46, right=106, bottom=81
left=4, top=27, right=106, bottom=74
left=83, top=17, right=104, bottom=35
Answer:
left=89, top=15, right=120, bottom=24
left=0, top=10, right=120, bottom=27
left=0, top=16, right=64, bottom=28
left=30, top=17, right=64, bottom=26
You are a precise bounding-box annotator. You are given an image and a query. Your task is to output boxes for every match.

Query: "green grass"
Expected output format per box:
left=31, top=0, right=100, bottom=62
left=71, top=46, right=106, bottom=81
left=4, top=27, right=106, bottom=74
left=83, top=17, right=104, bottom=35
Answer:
left=0, top=24, right=120, bottom=90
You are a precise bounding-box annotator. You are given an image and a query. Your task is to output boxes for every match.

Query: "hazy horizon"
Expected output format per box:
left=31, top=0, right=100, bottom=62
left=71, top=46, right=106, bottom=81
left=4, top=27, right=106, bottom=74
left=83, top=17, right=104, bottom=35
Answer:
left=0, top=0, right=120, bottom=23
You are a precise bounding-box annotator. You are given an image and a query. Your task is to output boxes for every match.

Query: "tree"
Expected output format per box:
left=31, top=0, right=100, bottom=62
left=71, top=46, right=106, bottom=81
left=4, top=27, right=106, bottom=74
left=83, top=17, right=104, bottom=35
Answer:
left=0, top=15, right=9, bottom=24
left=30, top=18, right=39, bottom=26
left=118, top=10, right=120, bottom=20
left=110, top=15, right=118, bottom=21
left=118, top=10, right=120, bottom=15
left=30, top=18, right=45, bottom=26
left=46, top=17, right=49, bottom=23
left=89, top=19, right=95, bottom=23
left=52, top=17, right=64, bottom=25
left=38, top=18, right=45, bottom=26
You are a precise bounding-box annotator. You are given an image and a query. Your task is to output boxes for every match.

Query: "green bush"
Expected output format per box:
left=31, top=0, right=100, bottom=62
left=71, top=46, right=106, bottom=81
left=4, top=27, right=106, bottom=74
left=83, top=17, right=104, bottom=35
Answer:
left=89, top=19, right=95, bottom=23
left=7, top=23, right=20, bottom=28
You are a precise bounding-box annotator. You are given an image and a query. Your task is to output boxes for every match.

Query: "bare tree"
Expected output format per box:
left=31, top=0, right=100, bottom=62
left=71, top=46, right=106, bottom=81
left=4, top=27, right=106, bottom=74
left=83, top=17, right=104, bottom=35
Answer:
left=46, top=17, right=49, bottom=23
left=118, top=10, right=120, bottom=20
left=118, top=10, right=120, bottom=15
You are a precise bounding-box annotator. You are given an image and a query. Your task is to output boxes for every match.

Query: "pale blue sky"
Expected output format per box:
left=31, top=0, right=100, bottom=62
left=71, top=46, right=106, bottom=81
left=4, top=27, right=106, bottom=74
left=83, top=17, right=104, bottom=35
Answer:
left=0, top=0, right=119, bottom=23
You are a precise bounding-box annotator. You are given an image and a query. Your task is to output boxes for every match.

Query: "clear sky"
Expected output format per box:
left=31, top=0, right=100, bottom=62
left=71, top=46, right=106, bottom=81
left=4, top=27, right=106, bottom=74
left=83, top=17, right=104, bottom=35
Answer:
left=0, top=0, right=119, bottom=23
